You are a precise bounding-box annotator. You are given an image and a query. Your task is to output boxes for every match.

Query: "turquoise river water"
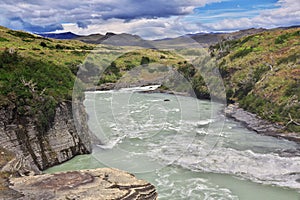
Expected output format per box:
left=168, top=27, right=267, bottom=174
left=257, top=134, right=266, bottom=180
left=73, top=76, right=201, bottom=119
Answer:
left=46, top=87, right=300, bottom=199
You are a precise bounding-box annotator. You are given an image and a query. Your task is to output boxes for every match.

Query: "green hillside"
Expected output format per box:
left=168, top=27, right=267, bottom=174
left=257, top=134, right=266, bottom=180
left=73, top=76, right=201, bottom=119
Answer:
left=0, top=26, right=97, bottom=132
left=210, top=27, right=300, bottom=132
left=0, top=26, right=96, bottom=69
left=96, top=48, right=196, bottom=86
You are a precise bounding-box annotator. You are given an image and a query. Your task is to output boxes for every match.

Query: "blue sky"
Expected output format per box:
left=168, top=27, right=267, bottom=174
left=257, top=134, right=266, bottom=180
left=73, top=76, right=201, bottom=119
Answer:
left=191, top=0, right=279, bottom=23
left=0, top=0, right=299, bottom=39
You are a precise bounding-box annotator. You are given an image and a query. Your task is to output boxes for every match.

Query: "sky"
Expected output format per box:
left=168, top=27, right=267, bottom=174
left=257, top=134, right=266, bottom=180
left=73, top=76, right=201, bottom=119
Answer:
left=0, top=0, right=299, bottom=39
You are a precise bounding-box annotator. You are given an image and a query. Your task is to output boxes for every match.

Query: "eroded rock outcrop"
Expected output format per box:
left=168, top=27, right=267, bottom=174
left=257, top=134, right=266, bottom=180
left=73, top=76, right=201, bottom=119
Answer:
left=0, top=102, right=158, bottom=200
left=0, top=101, right=91, bottom=174
left=8, top=168, right=158, bottom=200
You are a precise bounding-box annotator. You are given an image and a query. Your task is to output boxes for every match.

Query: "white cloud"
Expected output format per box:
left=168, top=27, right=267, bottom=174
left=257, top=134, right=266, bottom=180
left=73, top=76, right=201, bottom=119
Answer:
left=61, top=0, right=300, bottom=38
left=58, top=17, right=199, bottom=39
left=0, top=0, right=221, bottom=33
left=206, top=0, right=300, bottom=31
left=0, top=0, right=299, bottom=39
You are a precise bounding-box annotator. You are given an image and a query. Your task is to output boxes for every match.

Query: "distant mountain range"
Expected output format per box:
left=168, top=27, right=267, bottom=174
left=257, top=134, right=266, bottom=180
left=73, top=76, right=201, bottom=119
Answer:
left=38, top=32, right=80, bottom=39
left=37, top=25, right=299, bottom=47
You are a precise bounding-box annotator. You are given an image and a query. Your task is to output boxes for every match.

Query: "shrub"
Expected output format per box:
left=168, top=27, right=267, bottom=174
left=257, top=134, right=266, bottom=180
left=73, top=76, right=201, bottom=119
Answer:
left=160, top=55, right=166, bottom=59
left=55, top=44, right=64, bottom=49
left=140, top=56, right=150, bottom=65
left=125, top=63, right=136, bottom=70
left=177, top=63, right=196, bottom=80
left=0, top=50, right=75, bottom=133
left=0, top=37, right=9, bottom=42
left=22, top=38, right=35, bottom=42
left=7, top=30, right=36, bottom=39
left=253, top=65, right=269, bottom=82
left=230, top=47, right=253, bottom=61
left=218, top=59, right=229, bottom=78
left=40, top=42, right=47, bottom=47
left=277, top=53, right=299, bottom=65
left=0, top=48, right=19, bottom=68
left=274, top=33, right=290, bottom=44
left=108, top=61, right=120, bottom=74
left=240, top=35, right=255, bottom=44
left=234, top=81, right=254, bottom=99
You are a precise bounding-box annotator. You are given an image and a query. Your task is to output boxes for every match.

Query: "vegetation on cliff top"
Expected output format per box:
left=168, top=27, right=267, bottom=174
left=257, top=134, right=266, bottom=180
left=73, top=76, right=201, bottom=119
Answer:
left=0, top=49, right=76, bottom=132
left=0, top=26, right=96, bottom=133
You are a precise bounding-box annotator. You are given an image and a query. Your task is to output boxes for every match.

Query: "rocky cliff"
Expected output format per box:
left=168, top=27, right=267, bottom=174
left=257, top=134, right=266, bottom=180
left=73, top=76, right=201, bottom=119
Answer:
left=0, top=101, right=91, bottom=175
left=0, top=94, right=159, bottom=200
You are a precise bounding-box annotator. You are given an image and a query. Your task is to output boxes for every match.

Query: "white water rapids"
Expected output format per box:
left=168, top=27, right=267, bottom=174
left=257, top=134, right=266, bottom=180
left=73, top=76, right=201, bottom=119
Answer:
left=46, top=87, right=300, bottom=199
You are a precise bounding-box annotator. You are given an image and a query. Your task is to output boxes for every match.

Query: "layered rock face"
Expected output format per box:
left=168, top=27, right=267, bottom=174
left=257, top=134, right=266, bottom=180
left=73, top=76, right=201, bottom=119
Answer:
left=0, top=102, right=158, bottom=200
left=8, top=168, right=158, bottom=200
left=0, top=101, right=92, bottom=174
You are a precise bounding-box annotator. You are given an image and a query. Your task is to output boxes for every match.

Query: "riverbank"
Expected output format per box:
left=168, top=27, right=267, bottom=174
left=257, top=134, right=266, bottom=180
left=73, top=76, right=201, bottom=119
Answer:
left=225, top=103, right=300, bottom=144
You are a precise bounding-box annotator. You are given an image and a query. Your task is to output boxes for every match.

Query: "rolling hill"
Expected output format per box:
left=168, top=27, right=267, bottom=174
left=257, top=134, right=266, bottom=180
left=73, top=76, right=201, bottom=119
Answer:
left=209, top=27, right=300, bottom=132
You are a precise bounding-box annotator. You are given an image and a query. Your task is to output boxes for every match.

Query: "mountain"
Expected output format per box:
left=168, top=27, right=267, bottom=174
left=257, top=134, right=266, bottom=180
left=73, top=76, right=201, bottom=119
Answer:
left=189, top=28, right=266, bottom=46
left=37, top=32, right=80, bottom=39
left=75, top=32, right=153, bottom=47
left=100, top=33, right=153, bottom=47
left=75, top=28, right=268, bottom=48
left=71, top=29, right=267, bottom=47
left=36, top=26, right=299, bottom=48
left=36, top=28, right=267, bottom=48
left=152, top=27, right=298, bottom=48
left=74, top=33, right=105, bottom=43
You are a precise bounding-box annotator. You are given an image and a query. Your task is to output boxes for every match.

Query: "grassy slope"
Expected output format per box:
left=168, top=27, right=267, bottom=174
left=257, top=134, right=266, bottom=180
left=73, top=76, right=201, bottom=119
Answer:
left=211, top=27, right=300, bottom=132
left=0, top=26, right=98, bottom=132
left=0, top=26, right=96, bottom=71
left=96, top=48, right=202, bottom=96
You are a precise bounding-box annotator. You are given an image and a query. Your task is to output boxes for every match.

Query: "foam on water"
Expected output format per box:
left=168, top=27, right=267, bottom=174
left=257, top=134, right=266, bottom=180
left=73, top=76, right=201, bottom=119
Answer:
left=84, top=90, right=300, bottom=190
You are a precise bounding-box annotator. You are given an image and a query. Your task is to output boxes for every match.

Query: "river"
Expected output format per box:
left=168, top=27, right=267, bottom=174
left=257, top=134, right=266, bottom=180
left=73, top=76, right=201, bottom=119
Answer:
left=46, top=87, right=300, bottom=199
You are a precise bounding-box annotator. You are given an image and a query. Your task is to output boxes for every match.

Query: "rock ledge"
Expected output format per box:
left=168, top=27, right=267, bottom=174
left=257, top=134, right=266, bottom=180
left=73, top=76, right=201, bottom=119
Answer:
left=8, top=168, right=158, bottom=200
